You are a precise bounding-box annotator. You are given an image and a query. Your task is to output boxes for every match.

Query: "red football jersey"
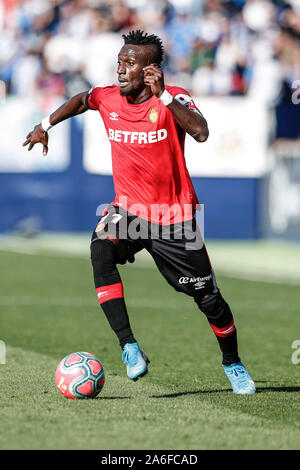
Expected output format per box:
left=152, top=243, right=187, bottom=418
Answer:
left=87, top=84, right=200, bottom=225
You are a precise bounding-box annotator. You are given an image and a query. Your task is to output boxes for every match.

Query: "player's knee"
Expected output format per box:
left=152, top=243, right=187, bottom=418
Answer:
left=194, top=290, right=231, bottom=322
left=90, top=238, right=117, bottom=275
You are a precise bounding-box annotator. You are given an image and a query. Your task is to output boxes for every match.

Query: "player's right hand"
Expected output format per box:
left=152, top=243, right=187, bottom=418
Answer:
left=22, top=124, right=49, bottom=156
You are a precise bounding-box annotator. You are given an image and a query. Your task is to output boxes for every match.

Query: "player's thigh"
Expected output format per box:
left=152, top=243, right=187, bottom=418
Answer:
left=91, top=206, right=143, bottom=264
left=149, top=222, right=217, bottom=296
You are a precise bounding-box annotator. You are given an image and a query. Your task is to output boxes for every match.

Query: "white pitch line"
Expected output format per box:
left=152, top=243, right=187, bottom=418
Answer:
left=0, top=236, right=300, bottom=285
left=0, top=295, right=181, bottom=310
left=0, top=295, right=297, bottom=312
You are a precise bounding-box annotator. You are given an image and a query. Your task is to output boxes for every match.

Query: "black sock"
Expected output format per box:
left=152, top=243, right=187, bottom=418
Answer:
left=195, top=291, right=240, bottom=366
left=91, top=239, right=136, bottom=349
left=214, top=331, right=240, bottom=366
left=99, top=297, right=136, bottom=349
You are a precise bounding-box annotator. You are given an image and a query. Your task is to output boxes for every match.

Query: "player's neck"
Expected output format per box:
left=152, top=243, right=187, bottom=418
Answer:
left=126, top=87, right=153, bottom=105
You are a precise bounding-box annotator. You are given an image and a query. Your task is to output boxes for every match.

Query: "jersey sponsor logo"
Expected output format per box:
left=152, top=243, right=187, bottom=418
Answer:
left=148, top=107, right=158, bottom=123
left=110, top=112, right=119, bottom=120
left=108, top=128, right=168, bottom=144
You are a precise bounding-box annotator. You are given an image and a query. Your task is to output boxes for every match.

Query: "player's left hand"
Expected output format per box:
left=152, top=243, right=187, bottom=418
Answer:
left=143, top=65, right=164, bottom=98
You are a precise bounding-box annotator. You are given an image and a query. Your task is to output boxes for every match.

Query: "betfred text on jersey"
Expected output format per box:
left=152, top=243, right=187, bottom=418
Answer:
left=108, top=128, right=168, bottom=144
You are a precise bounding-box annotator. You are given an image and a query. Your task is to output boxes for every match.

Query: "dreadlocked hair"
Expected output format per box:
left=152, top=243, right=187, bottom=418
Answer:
left=122, top=30, right=164, bottom=67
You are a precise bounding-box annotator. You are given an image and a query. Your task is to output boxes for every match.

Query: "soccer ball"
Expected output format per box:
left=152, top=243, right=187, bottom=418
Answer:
left=55, top=352, right=105, bottom=399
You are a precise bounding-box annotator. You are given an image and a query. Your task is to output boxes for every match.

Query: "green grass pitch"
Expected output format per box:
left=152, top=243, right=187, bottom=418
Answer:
left=0, top=242, right=300, bottom=450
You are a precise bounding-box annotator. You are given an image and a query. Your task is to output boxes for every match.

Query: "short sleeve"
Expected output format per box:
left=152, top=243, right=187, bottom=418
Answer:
left=169, top=86, right=203, bottom=116
left=86, top=86, right=103, bottom=110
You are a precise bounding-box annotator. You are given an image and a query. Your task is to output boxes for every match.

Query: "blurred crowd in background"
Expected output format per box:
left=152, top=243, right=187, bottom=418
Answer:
left=1, top=0, right=300, bottom=106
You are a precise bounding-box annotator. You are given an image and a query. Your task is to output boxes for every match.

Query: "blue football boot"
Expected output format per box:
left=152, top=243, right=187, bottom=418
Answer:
left=223, top=361, right=256, bottom=394
left=122, top=342, right=149, bottom=380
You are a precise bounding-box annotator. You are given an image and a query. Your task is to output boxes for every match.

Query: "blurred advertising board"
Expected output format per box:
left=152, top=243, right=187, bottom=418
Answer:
left=83, top=97, right=269, bottom=178
left=0, top=96, right=69, bottom=172
left=261, top=142, right=300, bottom=240
left=0, top=95, right=268, bottom=237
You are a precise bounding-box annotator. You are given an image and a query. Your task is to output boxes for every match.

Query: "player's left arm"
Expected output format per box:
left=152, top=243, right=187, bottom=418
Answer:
left=143, top=65, right=209, bottom=143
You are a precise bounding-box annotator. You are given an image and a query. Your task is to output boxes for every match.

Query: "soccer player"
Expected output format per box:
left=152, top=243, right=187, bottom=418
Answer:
left=23, top=30, right=255, bottom=394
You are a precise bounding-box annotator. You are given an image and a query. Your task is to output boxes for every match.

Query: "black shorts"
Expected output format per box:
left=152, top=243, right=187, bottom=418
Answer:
left=91, top=205, right=218, bottom=297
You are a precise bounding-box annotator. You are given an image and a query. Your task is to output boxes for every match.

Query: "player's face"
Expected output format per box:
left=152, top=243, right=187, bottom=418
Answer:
left=117, top=44, right=155, bottom=97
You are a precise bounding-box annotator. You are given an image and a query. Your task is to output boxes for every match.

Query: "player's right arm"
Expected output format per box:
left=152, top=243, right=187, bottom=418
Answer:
left=22, top=91, right=90, bottom=156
